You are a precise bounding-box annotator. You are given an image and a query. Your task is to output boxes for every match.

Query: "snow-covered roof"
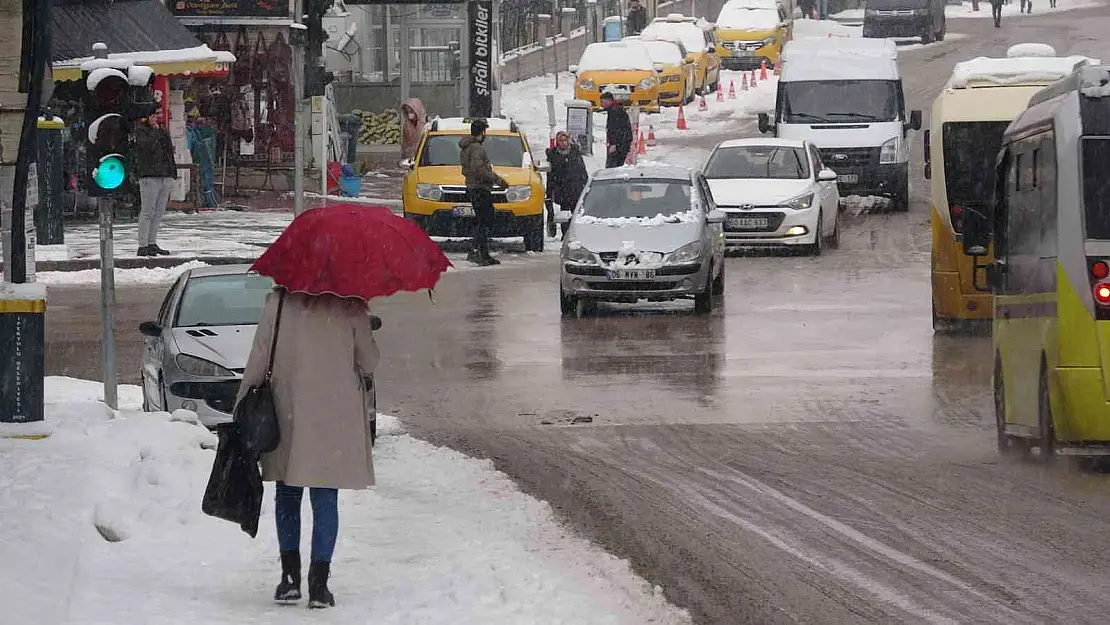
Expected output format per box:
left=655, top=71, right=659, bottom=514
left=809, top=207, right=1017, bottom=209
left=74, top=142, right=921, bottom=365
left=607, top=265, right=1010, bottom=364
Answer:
left=780, top=38, right=899, bottom=82
left=60, top=44, right=235, bottom=70
left=947, top=55, right=1100, bottom=89
left=716, top=4, right=781, bottom=30
left=577, top=41, right=654, bottom=71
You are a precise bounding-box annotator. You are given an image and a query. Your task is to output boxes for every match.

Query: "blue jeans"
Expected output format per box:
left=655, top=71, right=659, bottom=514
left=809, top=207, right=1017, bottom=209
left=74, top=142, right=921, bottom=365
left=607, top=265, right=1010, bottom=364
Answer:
left=275, top=482, right=339, bottom=563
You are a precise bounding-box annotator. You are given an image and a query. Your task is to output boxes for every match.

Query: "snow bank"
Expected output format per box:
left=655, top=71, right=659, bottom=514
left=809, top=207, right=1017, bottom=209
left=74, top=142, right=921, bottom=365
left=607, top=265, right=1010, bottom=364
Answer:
left=0, top=377, right=692, bottom=625
left=35, top=260, right=209, bottom=286
left=946, top=0, right=1103, bottom=18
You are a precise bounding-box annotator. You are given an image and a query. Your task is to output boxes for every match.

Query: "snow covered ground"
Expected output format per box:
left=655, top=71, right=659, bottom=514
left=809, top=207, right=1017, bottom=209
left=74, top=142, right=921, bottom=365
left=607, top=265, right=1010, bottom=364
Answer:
left=0, top=377, right=692, bottom=624
left=793, top=13, right=968, bottom=47
left=831, top=0, right=1103, bottom=21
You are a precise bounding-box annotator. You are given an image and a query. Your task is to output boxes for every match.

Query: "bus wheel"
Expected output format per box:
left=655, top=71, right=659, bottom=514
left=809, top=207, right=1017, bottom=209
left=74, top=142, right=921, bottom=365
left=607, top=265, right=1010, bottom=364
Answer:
left=1038, top=361, right=1057, bottom=461
left=995, top=358, right=1014, bottom=454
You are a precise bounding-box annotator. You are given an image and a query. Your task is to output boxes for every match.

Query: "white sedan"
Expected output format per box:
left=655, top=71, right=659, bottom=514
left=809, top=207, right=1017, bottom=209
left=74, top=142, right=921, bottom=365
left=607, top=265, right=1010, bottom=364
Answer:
left=702, top=138, right=841, bottom=255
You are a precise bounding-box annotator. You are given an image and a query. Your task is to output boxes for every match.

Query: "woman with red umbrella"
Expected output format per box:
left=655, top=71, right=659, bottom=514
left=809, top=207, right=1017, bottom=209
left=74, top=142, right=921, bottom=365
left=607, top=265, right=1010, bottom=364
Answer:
left=238, top=203, right=450, bottom=608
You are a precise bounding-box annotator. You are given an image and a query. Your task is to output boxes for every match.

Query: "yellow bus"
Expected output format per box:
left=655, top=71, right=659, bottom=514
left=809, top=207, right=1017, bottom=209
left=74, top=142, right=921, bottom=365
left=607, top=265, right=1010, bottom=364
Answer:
left=926, top=48, right=1097, bottom=333
left=961, top=63, right=1110, bottom=458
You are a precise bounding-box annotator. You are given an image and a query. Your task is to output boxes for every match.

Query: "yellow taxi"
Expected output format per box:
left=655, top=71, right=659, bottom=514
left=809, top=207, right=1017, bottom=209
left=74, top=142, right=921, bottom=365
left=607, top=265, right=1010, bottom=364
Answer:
left=715, top=0, right=792, bottom=71
left=635, top=37, right=697, bottom=106
left=641, top=13, right=722, bottom=94
left=571, top=40, right=662, bottom=112
left=401, top=116, right=548, bottom=252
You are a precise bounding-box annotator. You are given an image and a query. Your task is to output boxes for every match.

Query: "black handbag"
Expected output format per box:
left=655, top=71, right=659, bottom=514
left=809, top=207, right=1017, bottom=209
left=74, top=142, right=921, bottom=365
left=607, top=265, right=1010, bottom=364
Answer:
left=233, top=291, right=285, bottom=454
left=201, top=423, right=264, bottom=538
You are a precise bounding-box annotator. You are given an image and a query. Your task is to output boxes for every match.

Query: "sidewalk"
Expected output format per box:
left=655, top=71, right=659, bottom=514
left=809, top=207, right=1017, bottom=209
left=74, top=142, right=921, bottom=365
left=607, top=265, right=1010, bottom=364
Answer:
left=0, top=378, right=692, bottom=625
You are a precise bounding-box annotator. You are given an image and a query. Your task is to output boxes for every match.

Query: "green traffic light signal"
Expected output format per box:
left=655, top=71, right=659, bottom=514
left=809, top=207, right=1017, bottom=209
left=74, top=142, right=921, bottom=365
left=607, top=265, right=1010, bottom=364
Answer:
left=93, top=154, right=126, bottom=190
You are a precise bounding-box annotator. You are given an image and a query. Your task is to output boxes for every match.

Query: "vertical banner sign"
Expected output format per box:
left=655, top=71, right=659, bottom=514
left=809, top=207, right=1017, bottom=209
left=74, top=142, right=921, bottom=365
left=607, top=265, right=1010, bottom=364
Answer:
left=468, top=0, right=493, bottom=118
left=153, top=76, right=170, bottom=123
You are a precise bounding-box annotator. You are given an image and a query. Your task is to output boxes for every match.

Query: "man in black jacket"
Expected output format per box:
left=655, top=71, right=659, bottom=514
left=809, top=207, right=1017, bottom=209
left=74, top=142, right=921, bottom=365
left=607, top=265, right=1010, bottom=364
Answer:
left=133, top=113, right=178, bottom=257
left=602, top=91, right=633, bottom=168
left=545, top=131, right=589, bottom=238
left=626, top=0, right=647, bottom=35
left=460, top=118, right=509, bottom=266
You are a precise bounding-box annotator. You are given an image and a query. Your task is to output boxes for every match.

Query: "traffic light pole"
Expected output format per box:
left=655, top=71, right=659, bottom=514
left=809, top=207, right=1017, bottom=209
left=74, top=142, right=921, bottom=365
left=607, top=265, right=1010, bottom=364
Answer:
left=98, top=196, right=118, bottom=410
left=292, top=2, right=306, bottom=217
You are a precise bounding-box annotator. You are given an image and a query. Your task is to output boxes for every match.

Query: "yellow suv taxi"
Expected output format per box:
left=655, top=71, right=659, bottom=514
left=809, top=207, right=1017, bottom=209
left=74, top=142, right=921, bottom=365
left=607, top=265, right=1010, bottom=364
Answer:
left=641, top=13, right=722, bottom=95
left=716, top=0, right=792, bottom=71
left=401, top=116, right=547, bottom=252
left=571, top=40, right=662, bottom=112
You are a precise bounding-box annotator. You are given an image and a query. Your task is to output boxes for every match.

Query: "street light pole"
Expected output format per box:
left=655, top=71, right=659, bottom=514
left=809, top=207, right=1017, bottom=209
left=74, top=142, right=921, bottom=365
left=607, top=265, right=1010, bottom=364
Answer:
left=292, top=1, right=306, bottom=217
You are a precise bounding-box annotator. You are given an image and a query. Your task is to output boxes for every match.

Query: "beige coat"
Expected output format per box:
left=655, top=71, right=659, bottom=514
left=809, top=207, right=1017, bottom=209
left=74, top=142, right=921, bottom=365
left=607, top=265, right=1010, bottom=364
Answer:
left=236, top=290, right=380, bottom=489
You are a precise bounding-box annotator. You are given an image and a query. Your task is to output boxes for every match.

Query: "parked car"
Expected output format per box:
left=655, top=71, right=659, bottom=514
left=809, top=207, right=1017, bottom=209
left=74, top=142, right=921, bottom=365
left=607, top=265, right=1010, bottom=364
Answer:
left=137, top=264, right=380, bottom=441
left=702, top=138, right=841, bottom=254
left=635, top=37, right=698, bottom=106
left=863, top=0, right=946, bottom=44
left=641, top=13, right=722, bottom=94
left=571, top=39, right=664, bottom=112
left=715, top=0, right=792, bottom=71
left=556, top=164, right=727, bottom=315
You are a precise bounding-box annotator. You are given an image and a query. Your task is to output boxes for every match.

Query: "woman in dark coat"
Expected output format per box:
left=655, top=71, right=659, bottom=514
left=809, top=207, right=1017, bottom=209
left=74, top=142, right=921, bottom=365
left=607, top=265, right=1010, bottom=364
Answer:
left=545, top=131, right=589, bottom=238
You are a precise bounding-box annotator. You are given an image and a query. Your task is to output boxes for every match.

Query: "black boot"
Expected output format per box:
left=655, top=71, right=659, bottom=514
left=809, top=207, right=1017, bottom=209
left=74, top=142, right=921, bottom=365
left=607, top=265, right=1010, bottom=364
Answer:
left=137, top=245, right=156, bottom=257
left=274, top=551, right=301, bottom=603
left=307, top=561, right=335, bottom=609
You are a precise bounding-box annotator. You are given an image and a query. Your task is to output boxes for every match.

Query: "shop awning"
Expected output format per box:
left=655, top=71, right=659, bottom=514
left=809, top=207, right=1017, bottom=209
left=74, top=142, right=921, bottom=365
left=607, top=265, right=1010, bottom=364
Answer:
left=51, top=0, right=235, bottom=82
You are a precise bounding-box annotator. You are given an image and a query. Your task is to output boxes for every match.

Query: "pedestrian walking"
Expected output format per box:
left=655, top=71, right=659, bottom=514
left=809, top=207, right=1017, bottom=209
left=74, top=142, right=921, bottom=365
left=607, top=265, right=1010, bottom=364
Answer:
left=602, top=91, right=633, bottom=168
left=133, top=112, right=177, bottom=257
left=237, top=288, right=380, bottom=609
left=459, top=118, right=508, bottom=265
left=1020, top=0, right=1032, bottom=11
left=400, top=98, right=426, bottom=161
left=991, top=0, right=1005, bottom=25
left=545, top=130, right=589, bottom=238
left=626, top=0, right=647, bottom=35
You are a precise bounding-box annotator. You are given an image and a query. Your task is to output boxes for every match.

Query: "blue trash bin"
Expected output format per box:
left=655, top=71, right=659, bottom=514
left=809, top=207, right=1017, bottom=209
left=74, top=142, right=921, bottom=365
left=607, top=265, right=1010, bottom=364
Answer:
left=339, top=175, right=361, bottom=197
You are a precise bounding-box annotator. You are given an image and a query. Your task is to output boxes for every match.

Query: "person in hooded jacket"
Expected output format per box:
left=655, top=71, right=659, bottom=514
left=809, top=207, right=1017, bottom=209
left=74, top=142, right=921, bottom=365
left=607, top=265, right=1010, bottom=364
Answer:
left=545, top=131, right=589, bottom=238
left=460, top=118, right=509, bottom=265
left=602, top=91, right=633, bottom=168
left=400, top=98, right=426, bottom=161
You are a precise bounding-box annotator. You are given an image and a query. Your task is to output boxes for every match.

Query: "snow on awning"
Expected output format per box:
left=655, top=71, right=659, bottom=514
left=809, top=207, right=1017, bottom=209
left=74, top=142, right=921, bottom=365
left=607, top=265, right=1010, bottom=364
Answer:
left=53, top=45, right=236, bottom=83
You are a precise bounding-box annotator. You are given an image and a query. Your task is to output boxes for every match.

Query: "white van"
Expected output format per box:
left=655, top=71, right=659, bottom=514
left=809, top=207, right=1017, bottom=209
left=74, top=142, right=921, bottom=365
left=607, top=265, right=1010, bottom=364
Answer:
left=758, top=37, right=922, bottom=210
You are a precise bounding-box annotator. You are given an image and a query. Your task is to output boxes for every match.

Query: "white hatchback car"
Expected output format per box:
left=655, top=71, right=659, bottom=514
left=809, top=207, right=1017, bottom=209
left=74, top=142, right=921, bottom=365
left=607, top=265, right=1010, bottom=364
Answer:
left=703, top=138, right=841, bottom=254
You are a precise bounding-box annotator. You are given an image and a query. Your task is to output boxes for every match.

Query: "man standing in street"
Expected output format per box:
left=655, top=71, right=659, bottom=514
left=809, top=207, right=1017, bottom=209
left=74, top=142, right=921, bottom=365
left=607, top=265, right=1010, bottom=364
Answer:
left=626, top=0, right=647, bottom=35
left=133, top=113, right=177, bottom=257
left=602, top=91, right=633, bottom=168
left=459, top=118, right=508, bottom=266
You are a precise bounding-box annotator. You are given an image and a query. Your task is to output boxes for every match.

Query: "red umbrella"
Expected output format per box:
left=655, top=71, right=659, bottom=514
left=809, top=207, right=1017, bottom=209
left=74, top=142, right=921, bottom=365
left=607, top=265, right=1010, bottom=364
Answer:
left=250, top=203, right=452, bottom=301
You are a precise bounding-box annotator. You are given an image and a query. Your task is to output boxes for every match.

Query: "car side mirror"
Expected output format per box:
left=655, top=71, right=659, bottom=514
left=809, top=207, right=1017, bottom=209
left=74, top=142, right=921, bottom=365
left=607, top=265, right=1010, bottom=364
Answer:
left=653, top=63, right=666, bottom=73
left=399, top=158, right=414, bottom=169
left=569, top=64, right=579, bottom=74
left=685, top=54, right=696, bottom=64
left=923, top=129, right=932, bottom=180
left=961, top=206, right=991, bottom=257
left=908, top=109, right=923, bottom=131
left=370, top=314, right=382, bottom=331
left=758, top=112, right=773, bottom=135
left=554, top=210, right=573, bottom=224
left=706, top=209, right=726, bottom=223
left=817, top=169, right=838, bottom=182
left=139, top=321, right=162, bottom=338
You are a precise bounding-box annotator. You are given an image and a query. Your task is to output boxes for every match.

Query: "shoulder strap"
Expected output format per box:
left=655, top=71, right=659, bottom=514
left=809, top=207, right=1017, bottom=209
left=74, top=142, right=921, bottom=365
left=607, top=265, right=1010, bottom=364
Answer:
left=264, top=291, right=286, bottom=381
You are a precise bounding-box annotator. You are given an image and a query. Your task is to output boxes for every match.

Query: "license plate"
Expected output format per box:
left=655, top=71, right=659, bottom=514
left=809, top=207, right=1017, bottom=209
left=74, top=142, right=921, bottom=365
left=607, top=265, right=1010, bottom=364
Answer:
left=614, top=93, right=630, bottom=101
left=733, top=50, right=752, bottom=56
left=452, top=204, right=474, bottom=217
left=727, top=217, right=769, bottom=229
left=608, top=268, right=655, bottom=280
left=838, top=174, right=859, bottom=184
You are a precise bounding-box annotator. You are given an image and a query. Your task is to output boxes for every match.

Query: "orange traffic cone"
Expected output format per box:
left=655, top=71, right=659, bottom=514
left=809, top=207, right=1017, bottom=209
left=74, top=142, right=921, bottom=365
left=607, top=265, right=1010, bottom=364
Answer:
left=717, top=84, right=725, bottom=102
left=676, top=102, right=688, bottom=130
left=647, top=125, right=656, bottom=146
left=760, top=60, right=768, bottom=81
left=729, top=79, right=737, bottom=98
left=698, top=94, right=708, bottom=112
left=637, top=132, right=647, bottom=155
left=750, top=69, right=758, bottom=87
left=741, top=72, right=748, bottom=91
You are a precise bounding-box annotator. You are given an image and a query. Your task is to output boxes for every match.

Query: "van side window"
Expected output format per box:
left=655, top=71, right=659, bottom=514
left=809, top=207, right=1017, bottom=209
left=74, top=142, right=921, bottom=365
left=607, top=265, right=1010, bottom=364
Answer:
left=1038, top=136, right=1057, bottom=257
left=993, top=149, right=1012, bottom=261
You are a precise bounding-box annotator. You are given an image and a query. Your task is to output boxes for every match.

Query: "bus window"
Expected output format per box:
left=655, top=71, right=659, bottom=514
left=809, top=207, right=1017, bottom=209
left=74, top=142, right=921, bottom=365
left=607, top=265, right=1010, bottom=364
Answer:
left=942, top=122, right=1009, bottom=232
left=1039, top=137, right=1057, bottom=257
left=1082, top=137, right=1110, bottom=239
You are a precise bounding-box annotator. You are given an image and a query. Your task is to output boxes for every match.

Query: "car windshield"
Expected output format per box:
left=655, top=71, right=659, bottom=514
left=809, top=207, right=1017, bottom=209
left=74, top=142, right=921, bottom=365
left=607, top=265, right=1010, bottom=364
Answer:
left=174, top=274, right=275, bottom=328
left=716, top=7, right=780, bottom=30
left=419, top=134, right=526, bottom=167
left=643, top=41, right=684, bottom=65
left=779, top=80, right=901, bottom=123
left=578, top=42, right=655, bottom=71
left=704, top=145, right=810, bottom=179
left=942, top=121, right=1009, bottom=204
left=580, top=178, right=693, bottom=219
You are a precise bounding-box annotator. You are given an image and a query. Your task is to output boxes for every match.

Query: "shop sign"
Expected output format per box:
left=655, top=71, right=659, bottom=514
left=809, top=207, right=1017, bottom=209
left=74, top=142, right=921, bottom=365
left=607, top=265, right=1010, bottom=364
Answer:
left=171, top=0, right=290, bottom=18
left=468, top=0, right=493, bottom=118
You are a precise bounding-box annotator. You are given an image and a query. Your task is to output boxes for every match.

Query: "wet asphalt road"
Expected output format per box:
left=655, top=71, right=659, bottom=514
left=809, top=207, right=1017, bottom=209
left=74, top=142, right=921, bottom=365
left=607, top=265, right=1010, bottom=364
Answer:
left=43, top=10, right=1110, bottom=624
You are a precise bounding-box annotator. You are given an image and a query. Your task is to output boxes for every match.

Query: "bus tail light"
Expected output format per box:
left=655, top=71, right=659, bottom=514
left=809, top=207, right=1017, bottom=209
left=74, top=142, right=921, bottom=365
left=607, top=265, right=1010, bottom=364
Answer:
left=1092, top=260, right=1109, bottom=280
left=949, top=203, right=963, bottom=233
left=1095, top=282, right=1110, bottom=306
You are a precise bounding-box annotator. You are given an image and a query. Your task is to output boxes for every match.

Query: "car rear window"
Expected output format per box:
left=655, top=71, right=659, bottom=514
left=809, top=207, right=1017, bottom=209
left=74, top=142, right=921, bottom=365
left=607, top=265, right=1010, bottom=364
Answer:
left=419, top=134, right=526, bottom=167
left=175, top=274, right=275, bottom=328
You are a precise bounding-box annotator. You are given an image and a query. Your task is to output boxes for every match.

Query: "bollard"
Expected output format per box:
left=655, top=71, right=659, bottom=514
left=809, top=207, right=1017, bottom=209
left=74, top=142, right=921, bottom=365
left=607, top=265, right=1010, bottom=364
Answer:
left=0, top=282, right=48, bottom=438
left=35, top=118, right=64, bottom=246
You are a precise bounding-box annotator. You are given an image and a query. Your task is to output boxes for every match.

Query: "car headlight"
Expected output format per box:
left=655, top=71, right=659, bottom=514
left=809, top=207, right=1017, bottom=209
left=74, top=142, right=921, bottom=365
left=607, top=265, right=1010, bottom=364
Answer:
left=640, top=76, right=656, bottom=89
left=667, top=241, right=703, bottom=264
left=176, top=354, right=235, bottom=378
left=563, top=242, right=597, bottom=265
left=763, top=37, right=776, bottom=46
left=865, top=8, right=878, bottom=15
left=914, top=7, right=929, bottom=14
left=661, top=74, right=681, bottom=83
left=780, top=192, right=815, bottom=210
left=505, top=185, right=531, bottom=202
left=578, top=78, right=595, bottom=90
left=880, top=137, right=899, bottom=164
left=416, top=183, right=443, bottom=201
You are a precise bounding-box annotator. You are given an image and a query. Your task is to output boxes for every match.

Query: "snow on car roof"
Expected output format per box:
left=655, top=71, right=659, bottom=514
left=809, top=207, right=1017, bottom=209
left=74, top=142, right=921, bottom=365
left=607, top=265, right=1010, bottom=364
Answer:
left=716, top=2, right=781, bottom=30
left=187, top=264, right=257, bottom=278
left=577, top=41, right=655, bottom=71
left=641, top=20, right=708, bottom=52
left=947, top=55, right=1100, bottom=89
left=716, top=137, right=807, bottom=149
left=641, top=39, right=685, bottom=65
left=1079, top=65, right=1110, bottom=98
left=592, top=163, right=693, bottom=181
left=780, top=38, right=899, bottom=82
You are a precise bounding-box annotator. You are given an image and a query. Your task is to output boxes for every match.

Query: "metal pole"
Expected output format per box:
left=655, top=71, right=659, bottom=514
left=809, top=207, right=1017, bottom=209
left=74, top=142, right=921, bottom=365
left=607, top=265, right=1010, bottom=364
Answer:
left=399, top=7, right=411, bottom=102
left=98, top=197, right=117, bottom=410
left=293, top=1, right=306, bottom=217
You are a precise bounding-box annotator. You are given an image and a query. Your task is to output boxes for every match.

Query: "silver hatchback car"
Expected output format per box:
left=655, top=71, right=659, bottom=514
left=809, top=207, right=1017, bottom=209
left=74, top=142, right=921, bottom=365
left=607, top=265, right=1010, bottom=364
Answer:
left=556, top=165, right=727, bottom=315
left=138, top=265, right=379, bottom=438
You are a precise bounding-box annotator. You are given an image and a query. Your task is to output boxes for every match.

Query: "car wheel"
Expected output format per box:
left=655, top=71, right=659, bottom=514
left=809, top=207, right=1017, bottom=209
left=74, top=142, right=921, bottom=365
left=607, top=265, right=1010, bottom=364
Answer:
left=936, top=15, right=946, bottom=40
left=693, top=269, right=714, bottom=314
left=524, top=223, right=545, bottom=252
left=711, top=261, right=725, bottom=296
left=826, top=211, right=840, bottom=249
left=560, top=288, right=577, bottom=316
left=994, top=355, right=1026, bottom=455
left=921, top=19, right=936, bottom=44
left=889, top=181, right=910, bottom=212
left=806, top=212, right=824, bottom=256
left=1038, top=359, right=1057, bottom=462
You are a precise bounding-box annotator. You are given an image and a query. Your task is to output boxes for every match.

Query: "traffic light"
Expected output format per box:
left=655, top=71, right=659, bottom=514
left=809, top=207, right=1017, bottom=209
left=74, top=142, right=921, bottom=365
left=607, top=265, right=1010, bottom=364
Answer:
left=305, top=65, right=335, bottom=97
left=81, top=63, right=155, bottom=196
